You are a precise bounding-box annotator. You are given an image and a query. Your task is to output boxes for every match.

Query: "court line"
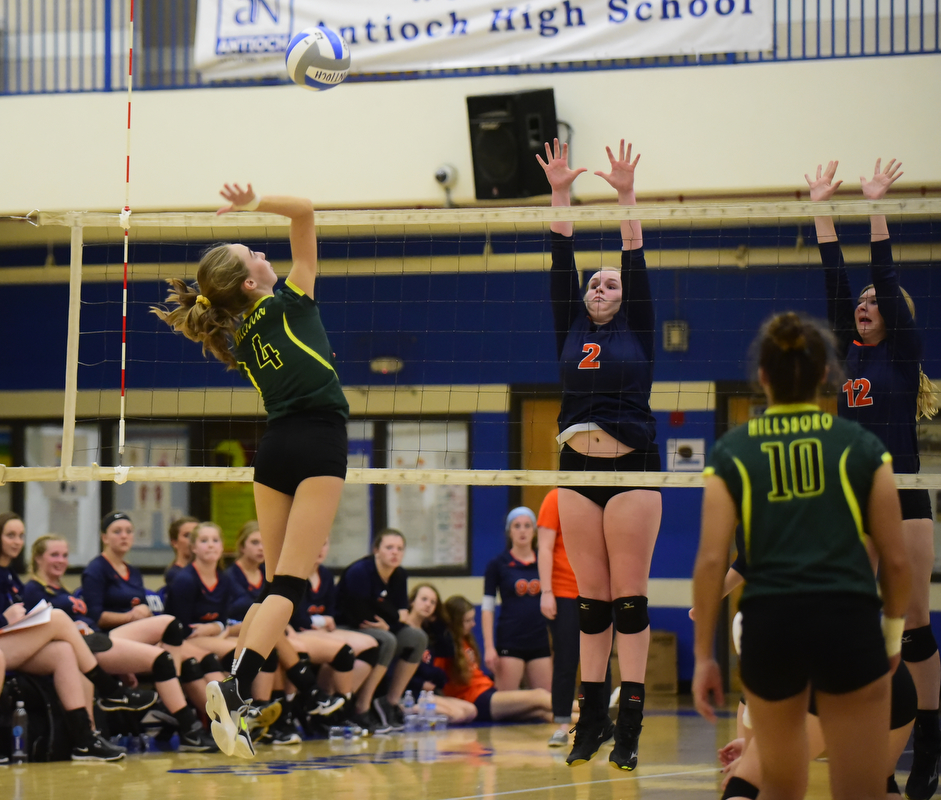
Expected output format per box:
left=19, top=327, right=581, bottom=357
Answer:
left=431, top=765, right=721, bottom=800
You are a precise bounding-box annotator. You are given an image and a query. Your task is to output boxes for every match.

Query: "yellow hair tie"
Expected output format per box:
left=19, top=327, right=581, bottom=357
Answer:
left=196, top=294, right=211, bottom=308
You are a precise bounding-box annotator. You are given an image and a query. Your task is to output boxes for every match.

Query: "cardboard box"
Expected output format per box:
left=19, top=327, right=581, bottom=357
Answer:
left=609, top=630, right=678, bottom=695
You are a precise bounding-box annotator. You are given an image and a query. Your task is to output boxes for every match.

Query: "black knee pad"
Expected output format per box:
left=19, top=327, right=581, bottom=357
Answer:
left=891, top=661, right=918, bottom=730
left=220, top=650, right=236, bottom=673
left=614, top=596, right=649, bottom=635
left=151, top=651, right=178, bottom=683
left=578, top=596, right=613, bottom=635
left=887, top=774, right=901, bottom=795
left=722, top=776, right=759, bottom=800
left=161, top=619, right=188, bottom=647
left=179, top=657, right=203, bottom=683
left=902, top=625, right=938, bottom=663
left=200, top=653, right=224, bottom=675
left=261, top=651, right=279, bottom=673
left=267, top=574, right=309, bottom=611
left=329, top=644, right=355, bottom=673
left=357, top=645, right=379, bottom=667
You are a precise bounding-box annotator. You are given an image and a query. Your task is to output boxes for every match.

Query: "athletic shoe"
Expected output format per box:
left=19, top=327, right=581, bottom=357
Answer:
left=374, top=697, right=404, bottom=732
left=178, top=722, right=219, bottom=753
left=262, top=712, right=302, bottom=746
left=206, top=677, right=255, bottom=759
left=566, top=716, right=615, bottom=767
left=548, top=729, right=569, bottom=748
left=307, top=690, right=346, bottom=717
left=97, top=686, right=159, bottom=713
left=906, top=739, right=941, bottom=800
left=245, top=699, right=283, bottom=734
left=609, top=719, right=642, bottom=771
left=71, top=733, right=127, bottom=762
left=348, top=708, right=390, bottom=736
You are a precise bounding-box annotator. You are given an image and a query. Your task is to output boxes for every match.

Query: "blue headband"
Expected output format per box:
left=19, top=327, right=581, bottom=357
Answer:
left=505, top=506, right=537, bottom=533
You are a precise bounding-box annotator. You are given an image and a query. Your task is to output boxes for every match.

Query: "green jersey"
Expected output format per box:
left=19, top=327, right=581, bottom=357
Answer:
left=232, top=280, right=349, bottom=421
left=705, top=403, right=890, bottom=602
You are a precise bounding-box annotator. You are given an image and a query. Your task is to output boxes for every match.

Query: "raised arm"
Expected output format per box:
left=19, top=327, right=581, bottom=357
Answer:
left=595, top=139, right=642, bottom=251
left=860, top=157, right=903, bottom=243
left=535, top=138, right=587, bottom=237
left=218, top=183, right=319, bottom=299
left=806, top=161, right=855, bottom=353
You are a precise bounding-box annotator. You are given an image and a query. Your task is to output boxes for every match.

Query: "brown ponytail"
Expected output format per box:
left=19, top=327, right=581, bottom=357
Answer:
left=756, top=312, right=838, bottom=404
left=150, top=244, right=250, bottom=370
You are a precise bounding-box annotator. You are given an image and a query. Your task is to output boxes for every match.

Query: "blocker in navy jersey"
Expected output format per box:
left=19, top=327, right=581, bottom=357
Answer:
left=820, top=238, right=922, bottom=475
left=165, top=563, right=235, bottom=627
left=551, top=233, right=656, bottom=451
left=23, top=580, right=99, bottom=631
left=81, top=554, right=149, bottom=625
left=483, top=551, right=551, bottom=653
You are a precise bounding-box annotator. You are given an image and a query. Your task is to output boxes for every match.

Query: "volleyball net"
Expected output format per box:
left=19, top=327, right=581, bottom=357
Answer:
left=3, top=200, right=940, bottom=566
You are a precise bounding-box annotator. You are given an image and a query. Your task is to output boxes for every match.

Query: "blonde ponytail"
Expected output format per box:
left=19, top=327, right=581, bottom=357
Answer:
left=917, top=367, right=939, bottom=420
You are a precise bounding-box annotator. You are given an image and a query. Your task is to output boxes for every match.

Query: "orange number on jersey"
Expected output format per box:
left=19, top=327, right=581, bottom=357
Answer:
left=579, top=343, right=601, bottom=369
left=842, top=378, right=873, bottom=407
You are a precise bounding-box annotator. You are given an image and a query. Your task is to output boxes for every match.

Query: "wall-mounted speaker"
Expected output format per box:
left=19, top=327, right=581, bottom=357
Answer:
left=466, top=89, right=558, bottom=201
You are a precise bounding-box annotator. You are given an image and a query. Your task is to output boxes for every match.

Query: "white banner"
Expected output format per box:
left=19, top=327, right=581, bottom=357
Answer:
left=194, top=0, right=773, bottom=81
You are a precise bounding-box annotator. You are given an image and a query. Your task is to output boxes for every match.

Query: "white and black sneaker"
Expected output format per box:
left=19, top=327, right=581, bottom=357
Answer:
left=178, top=723, right=219, bottom=753
left=307, top=690, right=345, bottom=717
left=374, top=697, right=404, bottom=732
left=72, top=733, right=126, bottom=762
left=206, top=677, right=255, bottom=759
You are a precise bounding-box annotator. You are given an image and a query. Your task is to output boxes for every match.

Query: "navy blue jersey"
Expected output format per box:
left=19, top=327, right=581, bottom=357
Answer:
left=289, top=565, right=337, bottom=631
left=225, top=562, right=266, bottom=624
left=0, top=564, right=24, bottom=615
left=551, top=233, right=656, bottom=450
left=164, top=563, right=235, bottom=627
left=820, top=238, right=922, bottom=474
left=81, top=555, right=148, bottom=625
left=335, top=556, right=408, bottom=632
left=483, top=551, right=550, bottom=651
left=406, top=619, right=451, bottom=695
left=164, top=563, right=185, bottom=587
left=23, top=579, right=99, bottom=630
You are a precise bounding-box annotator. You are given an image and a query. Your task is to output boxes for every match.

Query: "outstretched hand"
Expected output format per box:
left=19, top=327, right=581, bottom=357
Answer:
left=535, top=138, right=587, bottom=192
left=804, top=161, right=843, bottom=202
left=861, top=158, right=903, bottom=200
left=595, top=139, right=640, bottom=196
left=217, top=182, right=257, bottom=215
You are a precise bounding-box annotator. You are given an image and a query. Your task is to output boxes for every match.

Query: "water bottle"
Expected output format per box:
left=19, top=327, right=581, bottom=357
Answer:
left=423, top=692, right=437, bottom=729
left=402, top=689, right=420, bottom=733
left=11, top=701, right=28, bottom=764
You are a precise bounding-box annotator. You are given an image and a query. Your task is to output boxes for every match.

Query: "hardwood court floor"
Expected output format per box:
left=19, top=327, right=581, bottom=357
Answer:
left=0, top=697, right=912, bottom=800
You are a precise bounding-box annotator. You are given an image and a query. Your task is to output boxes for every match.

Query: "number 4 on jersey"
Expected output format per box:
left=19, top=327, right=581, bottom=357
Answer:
left=842, top=378, right=873, bottom=408
left=252, top=333, right=283, bottom=370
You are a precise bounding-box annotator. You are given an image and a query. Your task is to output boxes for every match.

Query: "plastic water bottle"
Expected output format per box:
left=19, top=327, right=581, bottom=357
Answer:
left=328, top=725, right=356, bottom=740
left=11, top=701, right=28, bottom=764
left=423, top=692, right=437, bottom=729
left=402, top=690, right=420, bottom=733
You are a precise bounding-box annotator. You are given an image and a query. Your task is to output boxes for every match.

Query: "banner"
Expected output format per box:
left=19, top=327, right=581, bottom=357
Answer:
left=194, top=0, right=773, bottom=81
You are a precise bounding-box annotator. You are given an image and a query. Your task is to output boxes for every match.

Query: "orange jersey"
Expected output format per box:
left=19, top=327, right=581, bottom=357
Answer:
left=434, top=637, right=494, bottom=704
left=536, top=488, right=579, bottom=599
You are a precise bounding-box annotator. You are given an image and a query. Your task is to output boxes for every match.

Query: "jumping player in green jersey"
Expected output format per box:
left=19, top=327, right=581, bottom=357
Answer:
left=692, top=312, right=911, bottom=800
left=153, top=184, right=348, bottom=759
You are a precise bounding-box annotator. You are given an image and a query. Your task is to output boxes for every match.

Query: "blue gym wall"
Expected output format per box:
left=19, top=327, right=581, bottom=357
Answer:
left=4, top=224, right=939, bottom=685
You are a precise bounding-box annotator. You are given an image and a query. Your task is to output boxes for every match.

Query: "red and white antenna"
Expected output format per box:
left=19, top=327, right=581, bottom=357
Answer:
left=118, top=0, right=135, bottom=457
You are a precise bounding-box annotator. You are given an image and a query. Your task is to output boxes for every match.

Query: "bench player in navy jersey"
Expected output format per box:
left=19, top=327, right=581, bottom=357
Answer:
left=153, top=183, right=349, bottom=758
left=536, top=139, right=661, bottom=770
left=165, top=516, right=198, bottom=586
left=693, top=311, right=911, bottom=800
left=481, top=506, right=552, bottom=693
left=25, top=533, right=217, bottom=751
left=806, top=158, right=940, bottom=800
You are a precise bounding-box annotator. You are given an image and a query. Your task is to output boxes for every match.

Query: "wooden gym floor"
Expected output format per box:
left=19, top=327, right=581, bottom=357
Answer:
left=0, top=696, right=917, bottom=800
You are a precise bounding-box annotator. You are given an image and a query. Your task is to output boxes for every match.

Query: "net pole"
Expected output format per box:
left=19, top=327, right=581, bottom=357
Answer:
left=59, top=225, right=84, bottom=477
left=118, top=0, right=135, bottom=457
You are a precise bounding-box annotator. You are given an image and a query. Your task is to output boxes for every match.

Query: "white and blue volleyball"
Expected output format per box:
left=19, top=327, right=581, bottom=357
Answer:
left=285, top=26, right=350, bottom=91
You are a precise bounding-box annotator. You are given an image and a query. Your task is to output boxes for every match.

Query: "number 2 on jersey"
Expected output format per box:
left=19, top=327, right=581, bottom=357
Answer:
left=579, top=343, right=601, bottom=370
left=252, top=333, right=283, bottom=370
left=842, top=378, right=873, bottom=407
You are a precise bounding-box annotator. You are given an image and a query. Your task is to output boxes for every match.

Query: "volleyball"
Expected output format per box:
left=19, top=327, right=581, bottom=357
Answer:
left=285, top=26, right=351, bottom=91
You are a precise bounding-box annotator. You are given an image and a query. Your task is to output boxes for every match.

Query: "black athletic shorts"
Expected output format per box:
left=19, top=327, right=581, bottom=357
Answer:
left=899, top=488, right=932, bottom=521
left=253, top=411, right=348, bottom=495
left=559, top=444, right=661, bottom=508
left=497, top=646, right=552, bottom=662
left=474, top=687, right=496, bottom=723
left=739, top=592, right=888, bottom=701
left=806, top=658, right=917, bottom=730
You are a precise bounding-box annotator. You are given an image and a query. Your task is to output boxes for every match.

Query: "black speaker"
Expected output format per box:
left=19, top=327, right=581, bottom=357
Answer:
left=466, top=89, right=558, bottom=201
